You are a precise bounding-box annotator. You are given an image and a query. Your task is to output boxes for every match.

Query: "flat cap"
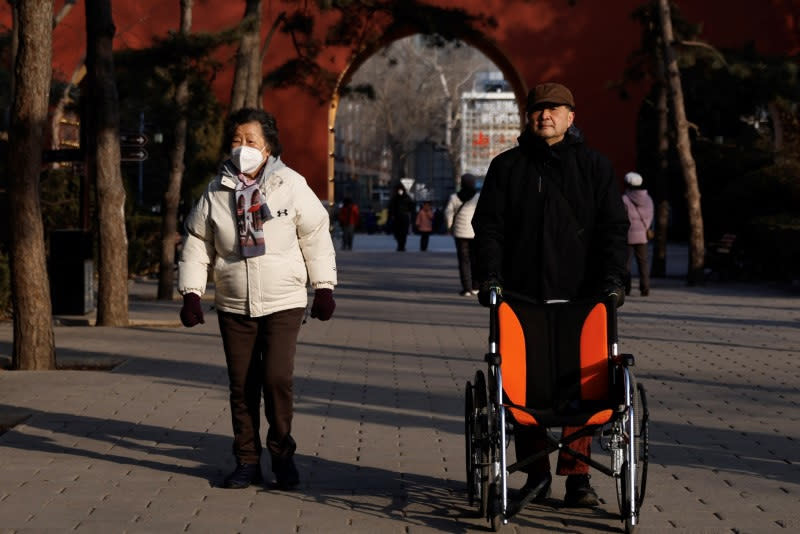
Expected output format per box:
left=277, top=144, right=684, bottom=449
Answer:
left=527, top=82, right=575, bottom=111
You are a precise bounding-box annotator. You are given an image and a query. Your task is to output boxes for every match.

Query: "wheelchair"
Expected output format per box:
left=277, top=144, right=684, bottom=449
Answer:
left=464, top=288, right=649, bottom=532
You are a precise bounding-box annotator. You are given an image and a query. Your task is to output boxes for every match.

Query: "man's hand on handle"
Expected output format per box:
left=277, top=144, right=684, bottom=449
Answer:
left=478, top=277, right=503, bottom=308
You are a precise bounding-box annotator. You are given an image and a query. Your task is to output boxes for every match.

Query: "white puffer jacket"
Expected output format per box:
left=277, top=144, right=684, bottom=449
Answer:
left=178, top=158, right=337, bottom=317
left=445, top=192, right=480, bottom=239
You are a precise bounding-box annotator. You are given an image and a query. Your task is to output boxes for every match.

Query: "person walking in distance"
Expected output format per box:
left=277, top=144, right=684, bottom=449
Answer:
left=178, top=108, right=337, bottom=490
left=473, top=83, right=629, bottom=506
left=415, top=201, right=434, bottom=251
left=622, top=171, right=654, bottom=296
left=337, top=197, right=359, bottom=251
left=445, top=173, right=480, bottom=296
left=388, top=182, right=414, bottom=251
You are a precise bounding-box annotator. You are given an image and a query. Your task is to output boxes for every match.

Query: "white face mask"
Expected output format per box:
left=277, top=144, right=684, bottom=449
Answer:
left=231, top=145, right=266, bottom=174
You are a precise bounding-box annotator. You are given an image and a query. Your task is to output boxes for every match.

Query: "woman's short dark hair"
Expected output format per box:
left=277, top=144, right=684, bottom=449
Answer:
left=223, top=107, right=282, bottom=157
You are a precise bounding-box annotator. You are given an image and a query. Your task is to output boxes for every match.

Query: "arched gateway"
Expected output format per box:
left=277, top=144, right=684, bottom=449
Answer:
left=251, top=0, right=798, bottom=202
left=7, top=0, right=798, bottom=201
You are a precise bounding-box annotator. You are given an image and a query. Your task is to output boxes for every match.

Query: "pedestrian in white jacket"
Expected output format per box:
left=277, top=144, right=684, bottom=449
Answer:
left=445, top=173, right=480, bottom=296
left=178, top=108, right=337, bottom=490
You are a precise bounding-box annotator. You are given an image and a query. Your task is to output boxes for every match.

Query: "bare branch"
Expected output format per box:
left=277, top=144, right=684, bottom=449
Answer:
left=53, top=0, right=77, bottom=28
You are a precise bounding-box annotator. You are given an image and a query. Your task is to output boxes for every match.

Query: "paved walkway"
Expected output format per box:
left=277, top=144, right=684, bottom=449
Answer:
left=1, top=236, right=798, bottom=533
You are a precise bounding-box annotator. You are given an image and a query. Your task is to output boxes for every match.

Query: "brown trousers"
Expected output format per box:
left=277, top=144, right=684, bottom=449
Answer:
left=626, top=243, right=650, bottom=294
left=515, top=425, right=592, bottom=476
left=217, top=307, right=305, bottom=465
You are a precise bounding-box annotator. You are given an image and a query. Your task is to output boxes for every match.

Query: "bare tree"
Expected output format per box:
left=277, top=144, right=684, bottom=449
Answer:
left=344, top=38, right=490, bottom=180
left=403, top=40, right=492, bottom=177
left=651, top=71, right=671, bottom=277
left=658, top=0, right=705, bottom=283
left=230, top=0, right=262, bottom=110
left=85, top=0, right=128, bottom=325
left=7, top=0, right=55, bottom=369
left=157, top=0, right=192, bottom=300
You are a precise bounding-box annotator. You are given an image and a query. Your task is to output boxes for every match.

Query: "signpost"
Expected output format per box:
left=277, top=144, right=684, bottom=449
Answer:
left=121, top=112, right=149, bottom=204
left=119, top=133, right=148, bottom=148
left=120, top=132, right=149, bottom=162
left=120, top=147, right=148, bottom=162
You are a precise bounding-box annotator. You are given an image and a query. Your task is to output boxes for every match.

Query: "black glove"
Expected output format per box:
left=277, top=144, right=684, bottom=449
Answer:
left=478, top=278, right=502, bottom=308
left=180, top=292, right=205, bottom=327
left=310, top=288, right=335, bottom=321
left=606, top=286, right=625, bottom=308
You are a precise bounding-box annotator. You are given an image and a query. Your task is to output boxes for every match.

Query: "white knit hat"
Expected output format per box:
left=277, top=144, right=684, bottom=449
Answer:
left=625, top=172, right=643, bottom=187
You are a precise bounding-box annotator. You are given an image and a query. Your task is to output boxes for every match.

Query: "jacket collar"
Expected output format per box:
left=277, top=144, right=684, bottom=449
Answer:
left=218, top=156, right=287, bottom=189
left=518, top=126, right=583, bottom=159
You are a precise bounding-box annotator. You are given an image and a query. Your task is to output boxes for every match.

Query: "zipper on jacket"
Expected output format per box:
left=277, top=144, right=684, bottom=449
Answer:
left=538, top=175, right=542, bottom=193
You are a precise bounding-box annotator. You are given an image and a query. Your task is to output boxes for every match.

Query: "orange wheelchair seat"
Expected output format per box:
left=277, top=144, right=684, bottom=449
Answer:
left=498, top=296, right=621, bottom=429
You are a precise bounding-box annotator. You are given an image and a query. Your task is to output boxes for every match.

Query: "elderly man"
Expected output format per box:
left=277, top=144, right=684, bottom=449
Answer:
left=472, top=82, right=629, bottom=506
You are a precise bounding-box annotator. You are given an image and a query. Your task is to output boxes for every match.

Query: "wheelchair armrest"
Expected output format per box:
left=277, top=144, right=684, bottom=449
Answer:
left=612, top=353, right=635, bottom=367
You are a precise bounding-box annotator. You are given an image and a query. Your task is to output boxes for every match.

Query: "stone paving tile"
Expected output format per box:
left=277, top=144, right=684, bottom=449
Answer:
left=1, top=247, right=799, bottom=532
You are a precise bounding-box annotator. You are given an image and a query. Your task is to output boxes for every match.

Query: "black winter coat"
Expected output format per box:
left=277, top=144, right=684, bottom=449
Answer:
left=472, top=128, right=629, bottom=301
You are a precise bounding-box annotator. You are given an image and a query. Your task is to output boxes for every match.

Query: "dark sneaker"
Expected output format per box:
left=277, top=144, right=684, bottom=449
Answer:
left=521, top=472, right=552, bottom=504
left=223, top=463, right=262, bottom=489
left=564, top=474, right=599, bottom=507
left=272, top=456, right=300, bottom=490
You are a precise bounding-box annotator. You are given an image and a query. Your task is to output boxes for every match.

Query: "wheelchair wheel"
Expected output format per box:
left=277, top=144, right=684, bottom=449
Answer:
left=616, top=377, right=649, bottom=532
left=488, top=482, right=504, bottom=532
left=474, top=371, right=491, bottom=517
left=635, top=382, right=650, bottom=508
left=464, top=381, right=476, bottom=506
left=619, top=463, right=636, bottom=533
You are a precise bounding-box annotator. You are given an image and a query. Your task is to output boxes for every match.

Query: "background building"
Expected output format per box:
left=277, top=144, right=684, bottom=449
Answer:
left=457, top=73, right=519, bottom=184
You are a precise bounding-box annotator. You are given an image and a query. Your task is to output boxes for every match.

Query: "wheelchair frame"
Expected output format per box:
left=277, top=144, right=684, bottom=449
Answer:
left=464, top=288, right=649, bottom=532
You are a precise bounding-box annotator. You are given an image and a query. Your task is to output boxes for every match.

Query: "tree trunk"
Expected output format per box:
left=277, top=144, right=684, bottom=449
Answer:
left=9, top=0, right=19, bottom=104
left=767, top=100, right=783, bottom=153
left=157, top=0, right=193, bottom=300
left=389, top=139, right=407, bottom=181
left=651, top=69, right=670, bottom=278
left=8, top=0, right=55, bottom=370
left=230, top=0, right=262, bottom=111
left=659, top=0, right=705, bottom=284
left=85, top=0, right=129, bottom=325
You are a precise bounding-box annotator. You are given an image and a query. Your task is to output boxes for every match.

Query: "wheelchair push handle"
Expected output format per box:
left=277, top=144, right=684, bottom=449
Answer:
left=604, top=292, right=619, bottom=346
left=488, top=285, right=503, bottom=341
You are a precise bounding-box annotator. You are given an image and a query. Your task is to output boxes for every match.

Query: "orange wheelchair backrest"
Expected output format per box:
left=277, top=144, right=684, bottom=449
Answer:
left=498, top=298, right=610, bottom=421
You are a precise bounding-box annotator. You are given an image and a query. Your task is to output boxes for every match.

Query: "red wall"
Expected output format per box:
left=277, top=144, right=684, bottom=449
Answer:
left=3, top=0, right=797, bottom=199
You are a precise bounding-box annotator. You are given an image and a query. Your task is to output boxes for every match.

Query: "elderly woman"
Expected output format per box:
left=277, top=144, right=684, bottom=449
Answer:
left=178, top=108, right=337, bottom=490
